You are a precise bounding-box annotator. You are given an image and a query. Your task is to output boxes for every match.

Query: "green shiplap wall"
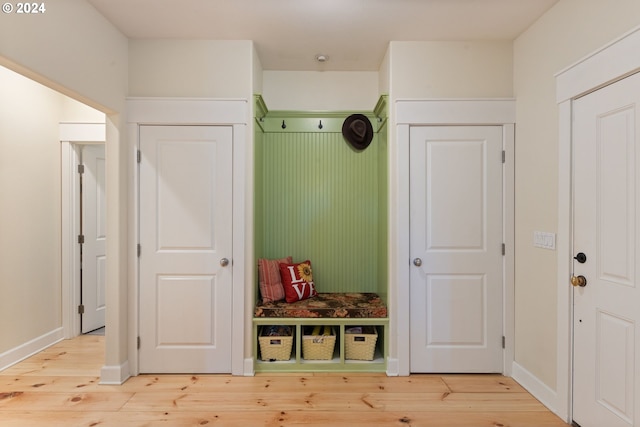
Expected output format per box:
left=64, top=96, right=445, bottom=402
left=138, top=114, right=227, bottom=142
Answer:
left=259, top=130, right=381, bottom=293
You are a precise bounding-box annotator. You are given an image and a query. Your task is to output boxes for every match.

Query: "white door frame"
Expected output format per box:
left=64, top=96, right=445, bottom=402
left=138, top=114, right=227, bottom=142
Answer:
left=394, top=99, right=516, bottom=376
left=126, top=98, right=248, bottom=376
left=555, top=25, right=640, bottom=423
left=60, top=123, right=106, bottom=339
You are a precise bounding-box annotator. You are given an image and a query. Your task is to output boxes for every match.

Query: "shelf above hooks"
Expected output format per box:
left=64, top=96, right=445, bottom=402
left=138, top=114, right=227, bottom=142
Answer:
left=253, top=94, right=388, bottom=134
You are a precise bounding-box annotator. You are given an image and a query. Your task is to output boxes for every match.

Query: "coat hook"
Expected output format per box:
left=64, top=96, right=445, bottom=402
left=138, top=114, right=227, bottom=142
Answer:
left=318, top=120, right=323, bottom=129
left=281, top=120, right=287, bottom=129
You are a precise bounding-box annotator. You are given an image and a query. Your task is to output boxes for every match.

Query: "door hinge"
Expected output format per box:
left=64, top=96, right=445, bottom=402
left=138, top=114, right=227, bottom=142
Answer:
left=78, top=164, right=85, bottom=174
left=502, top=150, right=506, bottom=164
left=78, top=304, right=85, bottom=315
left=502, top=336, right=506, bottom=349
left=137, top=244, right=141, bottom=257
left=137, top=336, right=141, bottom=349
left=137, top=150, right=141, bottom=163
left=502, top=243, right=506, bottom=256
left=78, top=235, right=85, bottom=244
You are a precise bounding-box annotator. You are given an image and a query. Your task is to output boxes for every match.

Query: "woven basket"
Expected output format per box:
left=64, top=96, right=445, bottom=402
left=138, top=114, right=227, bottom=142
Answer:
left=345, top=326, right=378, bottom=361
left=302, top=326, right=336, bottom=360
left=259, top=326, right=294, bottom=361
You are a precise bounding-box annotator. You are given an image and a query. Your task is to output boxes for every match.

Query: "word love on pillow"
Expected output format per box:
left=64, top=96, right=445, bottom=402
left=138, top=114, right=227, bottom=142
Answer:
left=279, top=260, right=318, bottom=303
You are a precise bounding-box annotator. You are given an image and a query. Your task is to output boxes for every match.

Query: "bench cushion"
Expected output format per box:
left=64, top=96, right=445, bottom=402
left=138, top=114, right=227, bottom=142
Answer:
left=254, top=292, right=387, bottom=318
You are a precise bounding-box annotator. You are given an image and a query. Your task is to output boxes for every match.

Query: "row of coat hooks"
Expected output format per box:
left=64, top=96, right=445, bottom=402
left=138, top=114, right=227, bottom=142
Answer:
left=280, top=119, right=323, bottom=129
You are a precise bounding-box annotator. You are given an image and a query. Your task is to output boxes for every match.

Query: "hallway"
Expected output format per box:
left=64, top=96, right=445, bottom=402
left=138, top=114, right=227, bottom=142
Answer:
left=0, top=335, right=569, bottom=426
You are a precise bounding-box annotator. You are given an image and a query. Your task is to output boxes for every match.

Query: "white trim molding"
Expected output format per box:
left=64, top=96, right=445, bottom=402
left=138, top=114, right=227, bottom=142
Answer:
left=555, top=25, right=640, bottom=424
left=393, top=99, right=516, bottom=377
left=556, top=25, right=640, bottom=103
left=395, top=98, right=516, bottom=125
left=59, top=122, right=106, bottom=142
left=0, top=328, right=64, bottom=372
left=243, top=358, right=255, bottom=377
left=512, top=362, right=559, bottom=415
left=386, top=357, right=400, bottom=377
left=127, top=97, right=247, bottom=125
left=126, top=98, right=248, bottom=378
left=60, top=142, right=82, bottom=340
left=60, top=123, right=107, bottom=340
left=100, top=360, right=130, bottom=385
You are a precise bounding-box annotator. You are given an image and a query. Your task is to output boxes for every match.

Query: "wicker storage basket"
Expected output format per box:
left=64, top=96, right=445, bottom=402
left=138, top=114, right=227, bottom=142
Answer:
left=302, top=326, right=336, bottom=360
left=259, top=325, right=294, bottom=361
left=345, top=326, right=378, bottom=361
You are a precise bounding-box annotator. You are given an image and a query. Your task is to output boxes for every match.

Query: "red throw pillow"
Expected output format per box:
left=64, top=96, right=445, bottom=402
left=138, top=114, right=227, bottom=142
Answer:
left=279, top=260, right=318, bottom=303
left=258, top=257, right=292, bottom=303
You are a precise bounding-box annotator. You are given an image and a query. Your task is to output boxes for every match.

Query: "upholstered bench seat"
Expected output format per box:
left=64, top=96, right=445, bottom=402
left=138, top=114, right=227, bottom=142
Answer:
left=254, top=292, right=387, bottom=319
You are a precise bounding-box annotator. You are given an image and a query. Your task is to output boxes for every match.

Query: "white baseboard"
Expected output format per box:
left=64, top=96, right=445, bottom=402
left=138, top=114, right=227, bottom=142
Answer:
left=0, top=328, right=64, bottom=372
left=100, top=360, right=130, bottom=385
left=511, top=361, right=560, bottom=417
left=386, top=357, right=400, bottom=376
left=244, top=358, right=255, bottom=376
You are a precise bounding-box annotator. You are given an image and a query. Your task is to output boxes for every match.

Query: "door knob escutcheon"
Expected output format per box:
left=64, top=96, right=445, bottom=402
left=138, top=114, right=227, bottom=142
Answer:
left=574, top=252, right=587, bottom=263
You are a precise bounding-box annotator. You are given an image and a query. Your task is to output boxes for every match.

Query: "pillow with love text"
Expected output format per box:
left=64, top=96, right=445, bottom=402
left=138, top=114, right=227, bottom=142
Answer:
left=279, top=260, right=318, bottom=303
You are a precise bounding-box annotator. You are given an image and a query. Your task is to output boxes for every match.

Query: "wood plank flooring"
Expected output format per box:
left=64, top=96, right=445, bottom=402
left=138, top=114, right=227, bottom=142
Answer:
left=0, top=335, right=570, bottom=426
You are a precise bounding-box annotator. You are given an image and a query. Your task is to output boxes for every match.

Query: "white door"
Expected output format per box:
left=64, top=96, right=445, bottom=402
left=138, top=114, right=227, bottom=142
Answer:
left=572, top=72, right=640, bottom=427
left=81, top=144, right=106, bottom=333
left=409, top=126, right=504, bottom=373
left=139, top=125, right=233, bottom=373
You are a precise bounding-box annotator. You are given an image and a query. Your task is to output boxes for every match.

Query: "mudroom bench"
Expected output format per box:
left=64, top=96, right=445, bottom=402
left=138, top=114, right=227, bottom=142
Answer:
left=253, top=293, right=388, bottom=373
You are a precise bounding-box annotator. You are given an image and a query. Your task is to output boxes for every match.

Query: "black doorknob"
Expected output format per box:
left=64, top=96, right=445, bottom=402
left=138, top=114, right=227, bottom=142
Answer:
left=574, top=252, right=587, bottom=263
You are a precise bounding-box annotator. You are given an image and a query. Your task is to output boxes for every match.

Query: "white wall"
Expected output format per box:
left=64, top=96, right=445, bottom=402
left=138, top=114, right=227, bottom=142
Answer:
left=513, top=0, right=640, bottom=394
left=0, top=0, right=127, bottom=113
left=60, top=97, right=106, bottom=123
left=0, top=67, right=65, bottom=355
left=262, top=71, right=380, bottom=111
left=129, top=40, right=254, bottom=100
left=0, top=65, right=105, bottom=366
left=0, top=0, right=128, bottom=380
left=378, top=47, right=390, bottom=97
left=388, top=41, right=513, bottom=100
left=253, top=46, right=264, bottom=96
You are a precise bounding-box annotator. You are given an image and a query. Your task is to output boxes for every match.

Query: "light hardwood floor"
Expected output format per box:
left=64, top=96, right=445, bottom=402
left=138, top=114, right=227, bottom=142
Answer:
left=0, top=335, right=570, bottom=426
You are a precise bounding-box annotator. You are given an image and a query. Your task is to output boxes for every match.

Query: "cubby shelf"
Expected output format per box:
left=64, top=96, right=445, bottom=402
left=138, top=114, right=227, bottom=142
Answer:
left=253, top=317, right=388, bottom=373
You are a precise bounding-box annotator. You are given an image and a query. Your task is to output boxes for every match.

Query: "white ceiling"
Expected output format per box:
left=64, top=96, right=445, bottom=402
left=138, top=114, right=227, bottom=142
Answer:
left=87, top=0, right=560, bottom=71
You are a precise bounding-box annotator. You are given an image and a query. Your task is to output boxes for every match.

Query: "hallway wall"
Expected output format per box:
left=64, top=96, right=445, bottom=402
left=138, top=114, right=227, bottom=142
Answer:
left=0, top=66, right=104, bottom=365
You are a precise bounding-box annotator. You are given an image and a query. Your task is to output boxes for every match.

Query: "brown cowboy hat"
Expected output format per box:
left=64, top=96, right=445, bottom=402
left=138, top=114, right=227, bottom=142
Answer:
left=342, top=114, right=373, bottom=150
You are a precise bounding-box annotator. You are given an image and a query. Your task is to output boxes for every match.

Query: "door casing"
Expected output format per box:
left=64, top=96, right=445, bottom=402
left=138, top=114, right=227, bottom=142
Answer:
left=126, top=98, right=249, bottom=377
left=393, top=99, right=515, bottom=377
left=60, top=123, right=106, bottom=339
left=556, top=25, right=640, bottom=424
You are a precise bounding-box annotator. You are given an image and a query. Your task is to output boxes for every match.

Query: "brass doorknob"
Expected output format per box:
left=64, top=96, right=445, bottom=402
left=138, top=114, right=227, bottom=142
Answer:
left=571, top=275, right=587, bottom=287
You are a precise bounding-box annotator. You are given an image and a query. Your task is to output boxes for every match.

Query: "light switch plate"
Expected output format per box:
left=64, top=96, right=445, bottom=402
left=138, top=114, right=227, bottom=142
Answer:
left=533, top=231, right=556, bottom=250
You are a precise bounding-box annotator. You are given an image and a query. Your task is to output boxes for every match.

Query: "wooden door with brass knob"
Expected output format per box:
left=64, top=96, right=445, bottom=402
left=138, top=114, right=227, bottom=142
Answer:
left=572, top=72, right=640, bottom=427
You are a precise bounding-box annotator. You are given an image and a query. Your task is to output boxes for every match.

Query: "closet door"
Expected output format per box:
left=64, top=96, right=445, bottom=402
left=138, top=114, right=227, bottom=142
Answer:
left=80, top=144, right=106, bottom=333
left=409, top=125, right=504, bottom=373
left=138, top=125, right=233, bottom=373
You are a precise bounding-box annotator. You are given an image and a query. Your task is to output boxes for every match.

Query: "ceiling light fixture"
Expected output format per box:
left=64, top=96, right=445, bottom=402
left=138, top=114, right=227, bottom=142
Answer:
left=315, top=54, right=329, bottom=63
